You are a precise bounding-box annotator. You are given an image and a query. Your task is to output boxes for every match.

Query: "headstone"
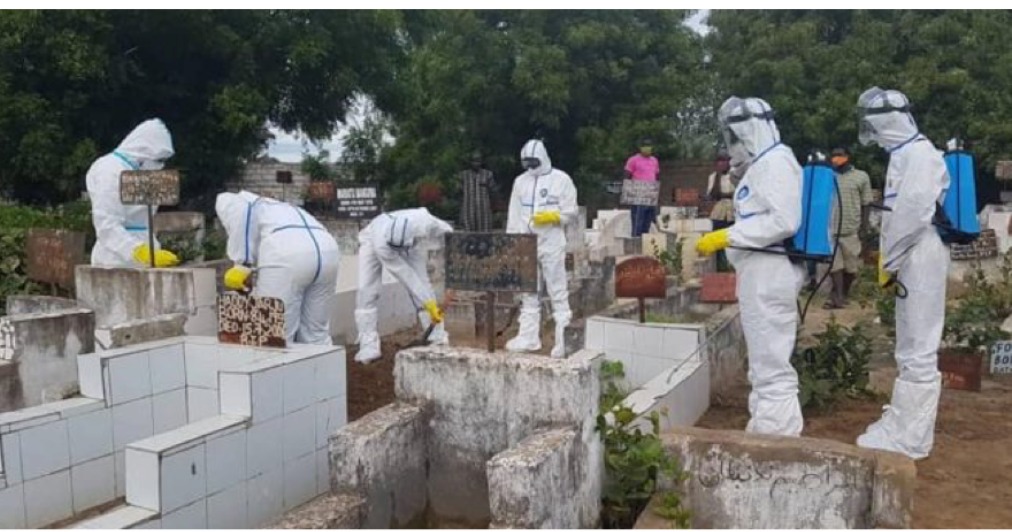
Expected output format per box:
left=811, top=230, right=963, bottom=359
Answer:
left=990, top=341, right=1012, bottom=375
left=674, top=187, right=701, bottom=207
left=950, top=229, right=998, bottom=260
left=620, top=180, right=660, bottom=207
left=119, top=169, right=181, bottom=206
left=700, top=273, right=738, bottom=303
left=336, top=185, right=381, bottom=220
left=615, top=257, right=667, bottom=299
left=25, top=228, right=86, bottom=288
left=217, top=293, right=286, bottom=348
left=444, top=233, right=538, bottom=293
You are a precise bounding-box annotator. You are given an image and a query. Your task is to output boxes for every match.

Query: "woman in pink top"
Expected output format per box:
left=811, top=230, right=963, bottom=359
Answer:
left=624, top=139, right=660, bottom=237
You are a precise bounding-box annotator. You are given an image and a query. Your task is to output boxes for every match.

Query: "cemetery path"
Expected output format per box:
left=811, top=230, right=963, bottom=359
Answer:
left=698, top=302, right=1012, bottom=529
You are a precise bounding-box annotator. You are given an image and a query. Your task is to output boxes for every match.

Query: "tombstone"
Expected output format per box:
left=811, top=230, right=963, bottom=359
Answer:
left=700, top=273, right=738, bottom=303
left=119, top=169, right=181, bottom=268
left=444, top=233, right=538, bottom=351
left=620, top=180, right=660, bottom=207
left=25, top=228, right=87, bottom=290
left=335, top=185, right=381, bottom=220
left=217, top=293, right=286, bottom=348
left=614, top=256, right=667, bottom=323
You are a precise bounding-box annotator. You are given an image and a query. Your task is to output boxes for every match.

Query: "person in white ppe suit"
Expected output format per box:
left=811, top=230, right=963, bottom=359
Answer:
left=505, top=139, right=578, bottom=358
left=215, top=191, right=340, bottom=346
left=86, top=118, right=181, bottom=268
left=696, top=97, right=806, bottom=436
left=354, top=208, right=453, bottom=364
left=854, top=87, right=949, bottom=460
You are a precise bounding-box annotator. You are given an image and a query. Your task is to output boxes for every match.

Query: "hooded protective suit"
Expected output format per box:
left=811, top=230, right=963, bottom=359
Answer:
left=718, top=97, right=806, bottom=436
left=505, top=139, right=578, bottom=358
left=354, top=208, right=454, bottom=364
left=86, top=119, right=175, bottom=267
left=215, top=191, right=340, bottom=345
left=855, top=87, right=948, bottom=460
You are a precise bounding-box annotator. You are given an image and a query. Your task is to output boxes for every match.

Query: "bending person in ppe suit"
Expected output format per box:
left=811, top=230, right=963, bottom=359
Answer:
left=854, top=87, right=949, bottom=460
left=505, top=139, right=578, bottom=358
left=696, top=97, right=806, bottom=436
left=354, top=208, right=454, bottom=364
left=86, top=118, right=180, bottom=268
left=216, top=191, right=341, bottom=346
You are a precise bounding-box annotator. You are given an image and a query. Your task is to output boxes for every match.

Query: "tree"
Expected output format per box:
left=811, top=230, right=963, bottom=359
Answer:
left=706, top=10, right=1012, bottom=185
left=376, top=10, right=706, bottom=213
left=0, top=10, right=404, bottom=208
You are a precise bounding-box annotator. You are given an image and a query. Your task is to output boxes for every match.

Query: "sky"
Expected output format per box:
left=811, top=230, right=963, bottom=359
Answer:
left=264, top=10, right=712, bottom=163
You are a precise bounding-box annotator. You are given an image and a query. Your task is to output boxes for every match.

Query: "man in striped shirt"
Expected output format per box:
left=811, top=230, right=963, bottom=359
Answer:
left=458, top=151, right=497, bottom=232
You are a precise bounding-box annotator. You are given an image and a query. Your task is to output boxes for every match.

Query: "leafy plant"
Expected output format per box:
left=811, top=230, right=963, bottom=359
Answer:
left=791, top=317, right=875, bottom=411
left=201, top=229, right=228, bottom=262
left=851, top=263, right=895, bottom=337
left=943, top=260, right=1012, bottom=354
left=653, top=490, right=692, bottom=529
left=652, top=239, right=683, bottom=283
left=596, top=360, right=690, bottom=529
left=159, top=231, right=203, bottom=264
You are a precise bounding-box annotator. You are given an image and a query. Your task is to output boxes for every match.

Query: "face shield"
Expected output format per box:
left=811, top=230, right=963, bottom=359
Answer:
left=521, top=157, right=541, bottom=171
left=718, top=96, right=776, bottom=164
left=856, top=86, right=912, bottom=147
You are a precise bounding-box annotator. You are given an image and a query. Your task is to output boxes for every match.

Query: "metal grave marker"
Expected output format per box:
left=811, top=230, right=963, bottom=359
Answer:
left=990, top=341, right=1012, bottom=375
left=950, top=229, right=998, bottom=261
left=25, top=228, right=87, bottom=289
left=217, top=293, right=286, bottom=348
left=445, top=232, right=538, bottom=351
left=620, top=180, right=661, bottom=207
left=614, top=256, right=667, bottom=323
left=119, top=169, right=181, bottom=268
left=335, top=185, right=381, bottom=219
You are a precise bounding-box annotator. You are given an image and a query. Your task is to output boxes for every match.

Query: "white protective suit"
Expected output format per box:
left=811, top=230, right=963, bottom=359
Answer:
left=505, top=139, right=578, bottom=358
left=720, top=97, right=806, bottom=436
left=855, top=87, right=949, bottom=460
left=86, top=119, right=174, bottom=267
left=354, top=208, right=453, bottom=364
left=215, top=191, right=341, bottom=345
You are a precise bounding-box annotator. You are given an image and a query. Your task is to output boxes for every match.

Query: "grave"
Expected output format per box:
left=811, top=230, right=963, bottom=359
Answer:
left=328, top=346, right=602, bottom=528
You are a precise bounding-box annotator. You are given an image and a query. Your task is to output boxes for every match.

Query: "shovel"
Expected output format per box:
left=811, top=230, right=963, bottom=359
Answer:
left=399, top=321, right=436, bottom=350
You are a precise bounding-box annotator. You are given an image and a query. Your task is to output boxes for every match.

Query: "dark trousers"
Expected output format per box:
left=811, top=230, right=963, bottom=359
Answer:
left=631, top=205, right=656, bottom=237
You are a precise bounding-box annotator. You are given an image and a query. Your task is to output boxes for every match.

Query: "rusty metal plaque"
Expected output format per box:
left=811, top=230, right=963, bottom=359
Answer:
left=615, top=256, right=667, bottom=299
left=700, top=273, right=738, bottom=303
left=620, top=180, right=660, bottom=207
left=217, top=293, right=286, bottom=348
left=25, top=228, right=87, bottom=288
left=444, top=233, right=538, bottom=293
left=120, top=169, right=180, bottom=206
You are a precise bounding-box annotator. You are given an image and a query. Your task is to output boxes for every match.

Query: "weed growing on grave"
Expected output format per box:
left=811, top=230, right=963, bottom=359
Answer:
left=653, top=489, right=692, bottom=528
left=596, top=360, right=690, bottom=529
left=943, top=260, right=1012, bottom=355
left=652, top=239, right=683, bottom=283
left=791, top=317, right=875, bottom=411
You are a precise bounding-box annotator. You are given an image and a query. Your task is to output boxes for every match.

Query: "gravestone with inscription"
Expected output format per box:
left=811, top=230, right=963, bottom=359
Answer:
left=217, top=293, right=286, bottom=348
left=614, top=256, right=667, bottom=323
left=445, top=233, right=537, bottom=351
left=120, top=169, right=181, bottom=267
left=620, top=180, right=660, bottom=207
left=25, top=228, right=87, bottom=289
left=335, top=185, right=381, bottom=220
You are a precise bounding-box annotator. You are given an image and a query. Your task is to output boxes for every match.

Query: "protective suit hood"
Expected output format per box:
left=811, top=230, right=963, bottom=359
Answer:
left=857, top=87, right=920, bottom=150
left=215, top=191, right=261, bottom=229
left=719, top=97, right=781, bottom=165
left=520, top=139, right=553, bottom=177
left=115, top=119, right=174, bottom=168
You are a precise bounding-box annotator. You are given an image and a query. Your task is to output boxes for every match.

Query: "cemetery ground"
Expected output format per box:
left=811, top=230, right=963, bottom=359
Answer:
left=700, top=298, right=1012, bottom=529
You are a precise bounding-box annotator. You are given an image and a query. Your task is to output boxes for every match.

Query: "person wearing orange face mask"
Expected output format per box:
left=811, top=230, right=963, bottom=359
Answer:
left=825, top=146, right=873, bottom=309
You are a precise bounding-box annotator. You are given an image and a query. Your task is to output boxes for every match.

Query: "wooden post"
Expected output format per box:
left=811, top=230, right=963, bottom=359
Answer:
left=147, top=205, right=156, bottom=268
left=486, top=290, right=496, bottom=353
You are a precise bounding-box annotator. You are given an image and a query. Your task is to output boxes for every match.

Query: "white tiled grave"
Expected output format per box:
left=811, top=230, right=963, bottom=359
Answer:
left=581, top=316, right=711, bottom=431
left=0, top=336, right=346, bottom=529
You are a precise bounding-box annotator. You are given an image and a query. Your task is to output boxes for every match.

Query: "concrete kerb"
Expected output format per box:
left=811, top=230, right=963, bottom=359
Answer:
left=641, top=426, right=916, bottom=529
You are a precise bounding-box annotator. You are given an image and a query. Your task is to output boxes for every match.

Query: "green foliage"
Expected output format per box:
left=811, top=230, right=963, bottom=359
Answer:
left=0, top=10, right=404, bottom=207
left=707, top=10, right=1012, bottom=179
left=300, top=151, right=336, bottom=182
left=596, top=360, right=690, bottom=529
left=652, top=239, right=683, bottom=283
left=943, top=257, right=1012, bottom=354
left=791, top=317, right=874, bottom=411
left=653, top=490, right=692, bottom=529
left=201, top=228, right=228, bottom=262
left=851, top=263, right=895, bottom=336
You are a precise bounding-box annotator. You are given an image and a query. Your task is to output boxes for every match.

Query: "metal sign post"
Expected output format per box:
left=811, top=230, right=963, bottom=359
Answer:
left=614, top=256, right=667, bottom=323
left=444, top=233, right=538, bottom=353
left=120, top=169, right=181, bottom=268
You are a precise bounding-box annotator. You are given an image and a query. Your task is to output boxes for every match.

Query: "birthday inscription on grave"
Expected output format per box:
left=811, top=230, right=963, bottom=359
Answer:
left=25, top=228, right=86, bottom=288
left=217, top=293, right=287, bottom=348
left=120, top=169, right=181, bottom=206
left=335, top=185, right=381, bottom=219
left=615, top=256, right=667, bottom=299
left=444, top=233, right=538, bottom=292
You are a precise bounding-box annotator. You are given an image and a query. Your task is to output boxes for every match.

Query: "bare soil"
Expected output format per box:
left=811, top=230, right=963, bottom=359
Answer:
left=698, top=295, right=1012, bottom=529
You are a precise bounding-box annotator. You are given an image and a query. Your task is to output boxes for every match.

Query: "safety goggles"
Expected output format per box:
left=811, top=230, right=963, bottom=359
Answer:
left=521, top=157, right=541, bottom=170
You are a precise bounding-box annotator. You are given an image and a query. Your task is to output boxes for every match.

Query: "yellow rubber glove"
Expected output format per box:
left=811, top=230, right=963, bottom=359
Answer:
left=423, top=299, right=444, bottom=324
left=878, top=254, right=896, bottom=290
left=133, top=244, right=180, bottom=268
left=695, top=228, right=731, bottom=257
left=531, top=210, right=562, bottom=226
left=224, top=266, right=252, bottom=291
